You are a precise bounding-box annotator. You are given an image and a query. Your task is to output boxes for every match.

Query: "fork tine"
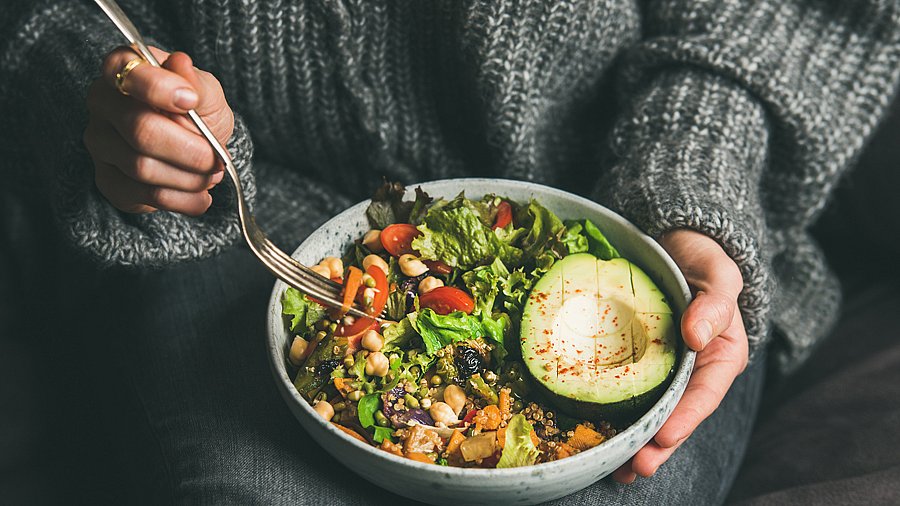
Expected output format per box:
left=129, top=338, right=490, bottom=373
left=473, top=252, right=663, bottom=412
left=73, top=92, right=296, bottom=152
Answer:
left=254, top=242, right=381, bottom=321
left=260, top=236, right=343, bottom=292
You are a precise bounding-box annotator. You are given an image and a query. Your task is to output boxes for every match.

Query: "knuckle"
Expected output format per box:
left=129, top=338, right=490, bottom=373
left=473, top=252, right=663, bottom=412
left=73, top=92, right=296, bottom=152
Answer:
left=132, top=156, right=156, bottom=183
left=130, top=112, right=159, bottom=149
left=147, top=185, right=169, bottom=209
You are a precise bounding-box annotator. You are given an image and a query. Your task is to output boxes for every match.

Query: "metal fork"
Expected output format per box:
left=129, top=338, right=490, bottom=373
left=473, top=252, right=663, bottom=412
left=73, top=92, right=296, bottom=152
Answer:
left=93, top=0, right=377, bottom=321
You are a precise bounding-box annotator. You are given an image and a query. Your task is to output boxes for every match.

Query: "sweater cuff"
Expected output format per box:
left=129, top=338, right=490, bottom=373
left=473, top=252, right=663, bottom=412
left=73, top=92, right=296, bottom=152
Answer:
left=595, top=69, right=774, bottom=355
left=62, top=114, right=257, bottom=268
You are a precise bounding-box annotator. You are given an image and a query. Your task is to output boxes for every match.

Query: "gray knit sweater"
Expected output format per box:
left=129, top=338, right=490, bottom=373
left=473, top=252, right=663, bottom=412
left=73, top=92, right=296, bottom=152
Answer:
left=2, top=0, right=899, bottom=373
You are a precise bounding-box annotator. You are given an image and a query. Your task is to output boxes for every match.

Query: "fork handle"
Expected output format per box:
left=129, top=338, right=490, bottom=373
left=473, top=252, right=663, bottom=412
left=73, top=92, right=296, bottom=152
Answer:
left=92, top=0, right=246, bottom=216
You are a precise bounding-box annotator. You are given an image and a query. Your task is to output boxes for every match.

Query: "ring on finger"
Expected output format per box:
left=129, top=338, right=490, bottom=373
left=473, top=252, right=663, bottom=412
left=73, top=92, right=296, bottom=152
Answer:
left=115, top=57, right=145, bottom=96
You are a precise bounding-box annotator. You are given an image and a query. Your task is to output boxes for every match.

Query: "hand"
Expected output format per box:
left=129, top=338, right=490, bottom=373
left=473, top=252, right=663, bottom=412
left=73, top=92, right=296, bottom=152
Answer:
left=612, top=229, right=749, bottom=483
left=84, top=46, right=234, bottom=216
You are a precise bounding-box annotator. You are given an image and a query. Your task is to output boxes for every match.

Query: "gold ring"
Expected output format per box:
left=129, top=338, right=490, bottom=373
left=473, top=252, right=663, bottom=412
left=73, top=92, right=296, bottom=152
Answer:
left=115, top=57, right=145, bottom=96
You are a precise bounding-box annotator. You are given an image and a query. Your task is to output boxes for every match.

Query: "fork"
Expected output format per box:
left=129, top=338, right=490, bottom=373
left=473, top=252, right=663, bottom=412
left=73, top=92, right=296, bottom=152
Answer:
left=93, top=0, right=378, bottom=321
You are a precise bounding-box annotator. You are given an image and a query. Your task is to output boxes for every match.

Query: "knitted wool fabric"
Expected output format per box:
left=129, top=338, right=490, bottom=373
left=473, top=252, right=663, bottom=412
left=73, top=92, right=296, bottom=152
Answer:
left=2, top=0, right=899, bottom=373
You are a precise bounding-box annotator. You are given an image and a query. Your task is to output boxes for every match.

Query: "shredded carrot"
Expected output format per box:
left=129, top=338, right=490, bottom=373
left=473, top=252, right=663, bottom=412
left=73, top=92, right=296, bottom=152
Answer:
left=341, top=266, right=364, bottom=315
left=496, top=427, right=506, bottom=449
left=474, top=405, right=502, bottom=431
left=380, top=439, right=403, bottom=457
left=404, top=451, right=435, bottom=464
left=567, top=424, right=605, bottom=451
left=332, top=423, right=367, bottom=443
left=498, top=388, right=511, bottom=420
left=446, top=430, right=466, bottom=455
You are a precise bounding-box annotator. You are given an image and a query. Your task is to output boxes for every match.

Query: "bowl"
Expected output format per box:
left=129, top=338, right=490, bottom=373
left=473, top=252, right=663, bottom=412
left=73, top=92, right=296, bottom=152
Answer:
left=266, top=178, right=695, bottom=505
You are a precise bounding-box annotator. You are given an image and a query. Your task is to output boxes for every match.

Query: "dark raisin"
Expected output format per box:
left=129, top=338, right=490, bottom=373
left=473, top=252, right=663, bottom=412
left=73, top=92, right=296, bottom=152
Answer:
left=455, top=346, right=483, bottom=379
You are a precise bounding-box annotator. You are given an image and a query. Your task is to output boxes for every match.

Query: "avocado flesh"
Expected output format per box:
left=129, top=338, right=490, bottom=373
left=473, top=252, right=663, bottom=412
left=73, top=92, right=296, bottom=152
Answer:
left=521, top=254, right=677, bottom=424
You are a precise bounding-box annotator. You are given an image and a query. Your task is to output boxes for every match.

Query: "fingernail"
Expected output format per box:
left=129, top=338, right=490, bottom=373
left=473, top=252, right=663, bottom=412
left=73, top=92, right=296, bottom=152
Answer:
left=694, top=320, right=713, bottom=347
left=174, top=88, right=198, bottom=109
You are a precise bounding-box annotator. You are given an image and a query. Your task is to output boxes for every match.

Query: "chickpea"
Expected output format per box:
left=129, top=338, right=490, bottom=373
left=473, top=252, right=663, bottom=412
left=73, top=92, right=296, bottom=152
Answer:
left=288, top=337, right=309, bottom=367
left=361, top=329, right=384, bottom=352
left=398, top=254, right=428, bottom=277
left=442, top=384, right=467, bottom=415
left=310, top=264, right=331, bottom=278
left=429, top=402, right=458, bottom=426
left=362, top=254, right=390, bottom=276
left=362, top=230, right=384, bottom=252
left=322, top=256, right=344, bottom=279
left=418, top=276, right=444, bottom=294
left=362, top=287, right=376, bottom=306
left=365, top=351, right=390, bottom=377
left=313, top=400, right=334, bottom=421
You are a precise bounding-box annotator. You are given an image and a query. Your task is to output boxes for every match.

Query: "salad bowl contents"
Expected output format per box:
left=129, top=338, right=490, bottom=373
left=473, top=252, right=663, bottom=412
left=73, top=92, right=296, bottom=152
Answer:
left=266, top=179, right=694, bottom=505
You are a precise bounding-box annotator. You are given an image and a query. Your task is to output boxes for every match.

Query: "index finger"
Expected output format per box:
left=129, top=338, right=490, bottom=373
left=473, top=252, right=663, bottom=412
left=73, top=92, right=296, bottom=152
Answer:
left=102, top=46, right=199, bottom=113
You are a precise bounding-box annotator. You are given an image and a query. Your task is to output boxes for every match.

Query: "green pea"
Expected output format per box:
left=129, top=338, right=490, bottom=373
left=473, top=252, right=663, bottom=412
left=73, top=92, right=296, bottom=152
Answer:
left=404, top=394, right=420, bottom=409
left=347, top=390, right=364, bottom=402
left=374, top=410, right=390, bottom=427
left=429, top=375, right=442, bottom=386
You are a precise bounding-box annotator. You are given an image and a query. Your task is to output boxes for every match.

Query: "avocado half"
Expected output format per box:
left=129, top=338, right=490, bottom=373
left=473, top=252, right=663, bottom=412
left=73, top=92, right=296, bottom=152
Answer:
left=520, top=253, right=677, bottom=425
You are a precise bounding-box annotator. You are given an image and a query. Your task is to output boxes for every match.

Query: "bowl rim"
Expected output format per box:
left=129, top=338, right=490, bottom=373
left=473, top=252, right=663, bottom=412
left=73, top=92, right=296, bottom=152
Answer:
left=266, top=177, right=696, bottom=478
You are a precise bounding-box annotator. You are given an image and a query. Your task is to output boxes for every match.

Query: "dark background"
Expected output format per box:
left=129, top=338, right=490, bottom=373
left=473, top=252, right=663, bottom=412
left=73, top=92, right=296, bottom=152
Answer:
left=1, top=99, right=898, bottom=505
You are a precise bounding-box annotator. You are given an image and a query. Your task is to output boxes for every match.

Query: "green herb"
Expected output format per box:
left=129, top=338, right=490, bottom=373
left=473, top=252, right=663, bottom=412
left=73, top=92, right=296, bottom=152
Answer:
left=358, top=393, right=380, bottom=428
left=365, top=181, right=433, bottom=229
left=496, top=414, right=540, bottom=468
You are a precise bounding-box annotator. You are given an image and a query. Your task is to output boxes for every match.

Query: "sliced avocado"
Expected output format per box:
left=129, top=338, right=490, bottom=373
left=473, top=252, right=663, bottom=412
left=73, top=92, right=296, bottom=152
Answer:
left=520, top=253, right=677, bottom=425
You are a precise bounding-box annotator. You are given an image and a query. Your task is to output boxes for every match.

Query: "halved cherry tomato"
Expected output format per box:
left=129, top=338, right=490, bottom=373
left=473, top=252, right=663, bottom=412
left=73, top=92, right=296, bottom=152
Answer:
left=381, top=224, right=421, bottom=257
left=337, top=316, right=378, bottom=339
left=492, top=201, right=512, bottom=230
left=418, top=286, right=475, bottom=315
left=423, top=260, right=452, bottom=275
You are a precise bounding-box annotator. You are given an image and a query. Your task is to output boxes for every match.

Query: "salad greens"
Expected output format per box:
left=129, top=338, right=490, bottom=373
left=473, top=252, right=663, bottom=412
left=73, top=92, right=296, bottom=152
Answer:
left=497, top=414, right=540, bottom=468
left=283, top=183, right=619, bottom=468
left=282, top=288, right=327, bottom=338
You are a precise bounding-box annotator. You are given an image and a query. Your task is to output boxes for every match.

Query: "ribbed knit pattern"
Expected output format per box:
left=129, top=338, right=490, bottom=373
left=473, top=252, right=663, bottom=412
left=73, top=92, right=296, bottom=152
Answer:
left=1, top=0, right=899, bottom=373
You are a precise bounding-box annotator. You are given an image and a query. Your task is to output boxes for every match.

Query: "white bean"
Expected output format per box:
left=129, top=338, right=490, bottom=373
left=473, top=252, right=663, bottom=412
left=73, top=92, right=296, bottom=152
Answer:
left=399, top=254, right=428, bottom=277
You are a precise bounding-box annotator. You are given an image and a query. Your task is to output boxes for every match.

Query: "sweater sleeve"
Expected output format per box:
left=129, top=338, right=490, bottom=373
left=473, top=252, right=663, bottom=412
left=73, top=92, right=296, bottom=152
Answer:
left=596, top=1, right=900, bottom=355
left=0, top=0, right=257, bottom=268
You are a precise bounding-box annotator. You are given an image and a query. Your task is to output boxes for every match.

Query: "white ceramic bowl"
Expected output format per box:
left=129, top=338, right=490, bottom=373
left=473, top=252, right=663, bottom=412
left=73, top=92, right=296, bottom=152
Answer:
left=266, top=178, right=695, bottom=505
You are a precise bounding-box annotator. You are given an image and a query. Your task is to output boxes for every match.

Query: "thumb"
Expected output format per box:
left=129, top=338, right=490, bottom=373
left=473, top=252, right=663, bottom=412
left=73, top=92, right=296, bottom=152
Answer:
left=681, top=290, right=736, bottom=351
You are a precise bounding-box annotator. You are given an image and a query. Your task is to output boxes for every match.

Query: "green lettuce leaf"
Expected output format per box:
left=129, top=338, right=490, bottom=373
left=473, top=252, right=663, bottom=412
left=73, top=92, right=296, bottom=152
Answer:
left=561, top=221, right=590, bottom=254
left=382, top=315, right=418, bottom=352
left=516, top=200, right=566, bottom=259
left=562, top=219, right=620, bottom=260
left=281, top=288, right=327, bottom=338
left=413, top=309, right=507, bottom=360
left=411, top=194, right=523, bottom=269
left=365, top=181, right=433, bottom=229
left=496, top=414, right=540, bottom=468
left=462, top=258, right=534, bottom=318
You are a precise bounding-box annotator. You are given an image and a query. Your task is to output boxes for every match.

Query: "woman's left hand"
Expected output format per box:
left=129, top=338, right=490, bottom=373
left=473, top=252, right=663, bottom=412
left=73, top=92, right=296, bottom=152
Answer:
left=612, top=229, right=749, bottom=483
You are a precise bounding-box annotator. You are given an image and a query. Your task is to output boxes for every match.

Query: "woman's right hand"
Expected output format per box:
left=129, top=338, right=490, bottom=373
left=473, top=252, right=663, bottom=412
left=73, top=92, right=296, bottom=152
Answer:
left=84, top=46, right=234, bottom=216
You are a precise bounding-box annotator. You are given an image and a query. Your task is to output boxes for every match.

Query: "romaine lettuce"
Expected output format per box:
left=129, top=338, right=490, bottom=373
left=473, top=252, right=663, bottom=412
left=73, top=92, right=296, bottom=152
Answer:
left=496, top=414, right=540, bottom=468
left=282, top=288, right=327, bottom=338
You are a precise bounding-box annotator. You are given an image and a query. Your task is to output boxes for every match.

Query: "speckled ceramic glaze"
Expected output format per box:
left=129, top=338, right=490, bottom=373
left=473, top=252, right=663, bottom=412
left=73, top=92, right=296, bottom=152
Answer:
left=266, top=179, right=695, bottom=506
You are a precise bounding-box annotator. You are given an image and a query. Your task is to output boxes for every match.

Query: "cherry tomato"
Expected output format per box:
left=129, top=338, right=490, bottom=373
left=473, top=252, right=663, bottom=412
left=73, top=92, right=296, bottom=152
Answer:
left=366, top=265, right=389, bottom=316
left=492, top=201, right=512, bottom=230
left=423, top=260, right=452, bottom=275
left=380, top=224, right=421, bottom=257
left=418, top=286, right=475, bottom=315
left=462, top=409, right=479, bottom=425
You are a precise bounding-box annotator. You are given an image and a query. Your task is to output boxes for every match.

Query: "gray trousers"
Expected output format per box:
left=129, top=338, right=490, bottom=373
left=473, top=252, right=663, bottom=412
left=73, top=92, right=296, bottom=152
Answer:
left=46, top=239, right=764, bottom=506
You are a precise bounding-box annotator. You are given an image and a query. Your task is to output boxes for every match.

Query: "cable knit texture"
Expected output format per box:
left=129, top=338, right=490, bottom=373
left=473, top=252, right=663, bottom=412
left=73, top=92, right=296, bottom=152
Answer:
left=1, top=0, right=898, bottom=373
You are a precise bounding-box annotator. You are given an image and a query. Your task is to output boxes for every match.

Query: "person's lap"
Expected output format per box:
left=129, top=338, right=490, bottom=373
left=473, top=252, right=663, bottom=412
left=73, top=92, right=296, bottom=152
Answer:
left=73, top=242, right=765, bottom=505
